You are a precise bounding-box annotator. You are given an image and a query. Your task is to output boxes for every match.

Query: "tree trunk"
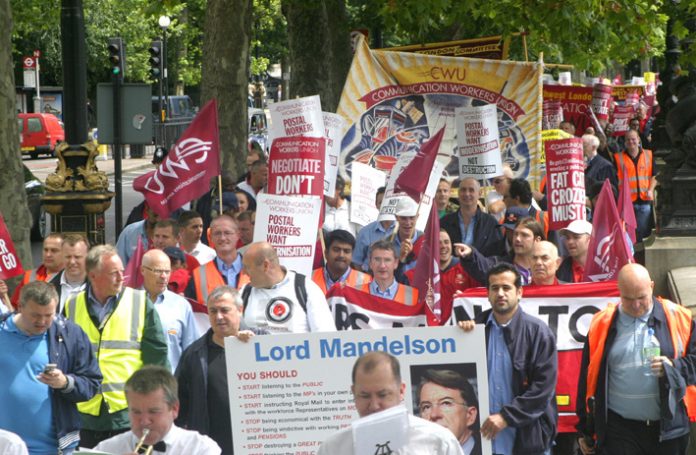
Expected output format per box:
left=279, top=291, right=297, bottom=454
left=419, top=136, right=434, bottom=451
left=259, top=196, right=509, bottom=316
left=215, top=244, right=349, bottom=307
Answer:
left=0, top=0, right=34, bottom=281
left=201, top=0, right=252, bottom=178
left=283, top=0, right=352, bottom=113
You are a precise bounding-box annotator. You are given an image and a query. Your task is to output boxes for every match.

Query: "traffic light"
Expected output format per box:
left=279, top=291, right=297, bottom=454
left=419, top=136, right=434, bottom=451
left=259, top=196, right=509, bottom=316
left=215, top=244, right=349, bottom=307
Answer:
left=108, top=37, right=125, bottom=78
left=149, top=40, right=163, bottom=80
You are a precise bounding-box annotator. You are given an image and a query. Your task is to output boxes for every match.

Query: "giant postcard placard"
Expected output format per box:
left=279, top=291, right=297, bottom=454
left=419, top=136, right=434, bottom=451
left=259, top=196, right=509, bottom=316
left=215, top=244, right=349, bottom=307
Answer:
left=226, top=326, right=492, bottom=455
left=338, top=36, right=543, bottom=188
left=450, top=281, right=620, bottom=433
left=253, top=194, right=322, bottom=277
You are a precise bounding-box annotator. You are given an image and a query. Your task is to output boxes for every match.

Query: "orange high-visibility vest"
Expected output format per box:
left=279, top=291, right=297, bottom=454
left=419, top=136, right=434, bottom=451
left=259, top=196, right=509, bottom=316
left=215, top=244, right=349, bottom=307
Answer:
left=614, top=149, right=653, bottom=202
left=192, top=260, right=250, bottom=305
left=311, top=268, right=370, bottom=295
left=356, top=281, right=419, bottom=306
left=586, top=297, right=696, bottom=421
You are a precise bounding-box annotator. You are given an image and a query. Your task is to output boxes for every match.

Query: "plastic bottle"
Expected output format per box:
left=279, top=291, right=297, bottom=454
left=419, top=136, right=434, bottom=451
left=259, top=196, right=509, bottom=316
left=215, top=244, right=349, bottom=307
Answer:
left=643, top=327, right=660, bottom=376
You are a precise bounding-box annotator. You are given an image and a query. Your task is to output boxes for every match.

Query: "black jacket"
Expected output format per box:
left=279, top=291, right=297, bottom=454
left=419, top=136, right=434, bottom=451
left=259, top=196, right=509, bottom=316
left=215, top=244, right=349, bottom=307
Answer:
left=556, top=256, right=574, bottom=283
left=441, top=207, right=505, bottom=257
left=476, top=307, right=558, bottom=454
left=176, top=329, right=216, bottom=434
left=576, top=298, right=696, bottom=447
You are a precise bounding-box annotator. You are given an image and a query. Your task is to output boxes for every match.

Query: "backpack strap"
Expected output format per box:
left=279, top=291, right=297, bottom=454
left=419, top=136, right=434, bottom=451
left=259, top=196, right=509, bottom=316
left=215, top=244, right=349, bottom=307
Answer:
left=294, top=273, right=308, bottom=315
left=241, top=285, right=252, bottom=314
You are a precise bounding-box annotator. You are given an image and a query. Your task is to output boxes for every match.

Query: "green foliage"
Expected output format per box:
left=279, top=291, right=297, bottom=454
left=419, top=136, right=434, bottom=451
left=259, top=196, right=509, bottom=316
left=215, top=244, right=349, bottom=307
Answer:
left=251, top=0, right=286, bottom=76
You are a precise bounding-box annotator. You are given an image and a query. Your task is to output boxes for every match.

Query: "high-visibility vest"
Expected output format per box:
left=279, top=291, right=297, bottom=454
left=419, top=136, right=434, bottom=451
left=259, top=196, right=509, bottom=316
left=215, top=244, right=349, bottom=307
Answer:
left=586, top=297, right=696, bottom=421
left=614, top=149, right=653, bottom=202
left=311, top=267, right=370, bottom=294
left=356, top=281, right=419, bottom=306
left=192, top=260, right=250, bottom=305
left=64, top=287, right=146, bottom=416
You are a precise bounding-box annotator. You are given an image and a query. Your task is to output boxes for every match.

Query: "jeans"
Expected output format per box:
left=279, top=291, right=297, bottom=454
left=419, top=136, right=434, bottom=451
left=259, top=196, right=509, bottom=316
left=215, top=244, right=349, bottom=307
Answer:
left=633, top=201, right=653, bottom=243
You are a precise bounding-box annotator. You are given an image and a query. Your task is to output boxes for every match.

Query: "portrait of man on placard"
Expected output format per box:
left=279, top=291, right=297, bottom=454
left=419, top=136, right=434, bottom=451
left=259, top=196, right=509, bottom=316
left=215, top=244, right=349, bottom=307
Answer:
left=411, top=363, right=482, bottom=455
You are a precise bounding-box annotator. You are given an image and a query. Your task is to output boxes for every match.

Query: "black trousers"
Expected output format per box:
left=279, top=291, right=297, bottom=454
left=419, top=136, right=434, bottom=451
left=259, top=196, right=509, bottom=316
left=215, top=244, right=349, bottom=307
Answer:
left=601, top=410, right=689, bottom=455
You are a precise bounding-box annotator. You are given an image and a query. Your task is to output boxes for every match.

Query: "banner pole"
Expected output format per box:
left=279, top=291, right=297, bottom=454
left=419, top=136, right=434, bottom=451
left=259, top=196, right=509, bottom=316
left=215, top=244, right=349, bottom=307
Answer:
left=523, top=32, right=529, bottom=62
left=217, top=175, right=223, bottom=214
left=319, top=229, right=327, bottom=264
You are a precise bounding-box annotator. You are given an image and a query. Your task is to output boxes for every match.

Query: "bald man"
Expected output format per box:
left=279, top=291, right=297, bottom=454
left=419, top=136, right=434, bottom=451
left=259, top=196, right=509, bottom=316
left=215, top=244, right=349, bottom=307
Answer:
left=240, top=242, right=335, bottom=333
left=142, top=249, right=199, bottom=371
left=441, top=178, right=504, bottom=257
left=530, top=241, right=562, bottom=285
left=577, top=263, right=696, bottom=455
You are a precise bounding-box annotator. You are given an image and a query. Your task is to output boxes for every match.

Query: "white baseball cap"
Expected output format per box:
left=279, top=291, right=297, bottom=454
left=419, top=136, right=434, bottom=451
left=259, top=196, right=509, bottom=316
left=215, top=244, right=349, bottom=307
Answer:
left=560, top=219, right=592, bottom=236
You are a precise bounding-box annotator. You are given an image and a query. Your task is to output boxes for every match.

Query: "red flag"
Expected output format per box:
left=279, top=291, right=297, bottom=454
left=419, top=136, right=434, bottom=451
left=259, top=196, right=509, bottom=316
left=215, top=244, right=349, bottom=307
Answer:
left=123, top=237, right=145, bottom=289
left=618, top=170, right=637, bottom=244
left=0, top=215, right=24, bottom=280
left=394, top=127, right=445, bottom=202
left=412, top=201, right=442, bottom=325
left=583, top=180, right=633, bottom=281
left=133, top=100, right=221, bottom=218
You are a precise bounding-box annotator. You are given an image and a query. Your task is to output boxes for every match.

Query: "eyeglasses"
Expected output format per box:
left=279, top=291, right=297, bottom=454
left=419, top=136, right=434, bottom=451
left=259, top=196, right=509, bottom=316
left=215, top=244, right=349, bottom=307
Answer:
left=418, top=398, right=467, bottom=415
left=142, top=266, right=171, bottom=275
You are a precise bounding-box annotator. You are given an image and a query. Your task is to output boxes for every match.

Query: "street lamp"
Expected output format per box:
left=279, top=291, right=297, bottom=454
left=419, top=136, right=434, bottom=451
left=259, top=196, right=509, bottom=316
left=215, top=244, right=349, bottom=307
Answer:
left=158, top=15, right=170, bottom=122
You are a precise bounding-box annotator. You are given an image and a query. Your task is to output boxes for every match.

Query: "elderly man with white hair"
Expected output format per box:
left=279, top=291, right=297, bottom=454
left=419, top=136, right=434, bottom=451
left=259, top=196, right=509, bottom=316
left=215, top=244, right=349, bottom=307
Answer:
left=583, top=133, right=617, bottom=188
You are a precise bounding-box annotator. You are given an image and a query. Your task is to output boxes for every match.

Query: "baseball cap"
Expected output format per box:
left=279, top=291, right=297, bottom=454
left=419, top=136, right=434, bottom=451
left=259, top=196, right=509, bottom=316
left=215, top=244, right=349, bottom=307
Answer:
left=163, top=246, right=186, bottom=264
left=500, top=206, right=529, bottom=229
left=221, top=192, right=239, bottom=211
left=560, top=219, right=593, bottom=236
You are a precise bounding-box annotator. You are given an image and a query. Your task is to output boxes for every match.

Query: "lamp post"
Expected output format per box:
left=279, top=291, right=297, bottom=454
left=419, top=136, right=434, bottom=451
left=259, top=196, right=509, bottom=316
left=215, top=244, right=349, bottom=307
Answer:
left=158, top=15, right=171, bottom=122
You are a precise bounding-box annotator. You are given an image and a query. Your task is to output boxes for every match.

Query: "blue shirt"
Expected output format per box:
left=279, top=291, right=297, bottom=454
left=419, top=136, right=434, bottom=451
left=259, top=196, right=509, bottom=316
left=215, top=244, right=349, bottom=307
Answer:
left=393, top=230, right=423, bottom=272
left=487, top=313, right=517, bottom=455
left=150, top=290, right=200, bottom=371
left=324, top=267, right=351, bottom=290
left=115, top=220, right=149, bottom=265
left=0, top=316, right=56, bottom=454
left=216, top=254, right=243, bottom=288
left=353, top=220, right=396, bottom=271
left=458, top=211, right=477, bottom=246
left=369, top=279, right=399, bottom=299
left=87, top=286, right=120, bottom=325
left=607, top=305, right=660, bottom=420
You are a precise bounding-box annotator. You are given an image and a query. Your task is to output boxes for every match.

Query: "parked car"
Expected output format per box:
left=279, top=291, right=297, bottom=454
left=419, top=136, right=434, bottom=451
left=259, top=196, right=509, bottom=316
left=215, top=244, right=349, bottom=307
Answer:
left=18, top=113, right=65, bottom=159
left=24, top=165, right=48, bottom=240
left=248, top=108, right=269, bottom=153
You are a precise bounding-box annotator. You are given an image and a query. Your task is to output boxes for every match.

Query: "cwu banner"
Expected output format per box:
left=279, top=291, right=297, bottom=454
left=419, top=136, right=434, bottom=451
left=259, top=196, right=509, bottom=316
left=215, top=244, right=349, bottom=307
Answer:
left=338, top=36, right=543, bottom=188
left=450, top=281, right=621, bottom=433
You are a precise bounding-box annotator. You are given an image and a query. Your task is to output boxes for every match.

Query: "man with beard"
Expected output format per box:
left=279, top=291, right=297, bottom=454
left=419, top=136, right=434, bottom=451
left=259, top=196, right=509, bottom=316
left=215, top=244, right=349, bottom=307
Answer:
left=311, top=230, right=370, bottom=295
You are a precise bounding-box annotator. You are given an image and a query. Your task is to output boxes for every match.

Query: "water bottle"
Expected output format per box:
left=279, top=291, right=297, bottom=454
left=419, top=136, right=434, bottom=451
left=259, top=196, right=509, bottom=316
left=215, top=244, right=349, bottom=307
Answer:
left=643, top=328, right=660, bottom=376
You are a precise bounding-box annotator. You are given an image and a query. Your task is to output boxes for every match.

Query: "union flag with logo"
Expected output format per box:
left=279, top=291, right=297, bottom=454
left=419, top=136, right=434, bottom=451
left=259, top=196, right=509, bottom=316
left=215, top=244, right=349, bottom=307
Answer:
left=134, top=100, right=221, bottom=218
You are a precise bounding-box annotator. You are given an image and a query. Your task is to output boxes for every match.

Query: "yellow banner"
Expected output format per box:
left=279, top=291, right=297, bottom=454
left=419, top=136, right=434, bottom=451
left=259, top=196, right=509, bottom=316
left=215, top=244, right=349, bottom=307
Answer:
left=337, top=36, right=543, bottom=188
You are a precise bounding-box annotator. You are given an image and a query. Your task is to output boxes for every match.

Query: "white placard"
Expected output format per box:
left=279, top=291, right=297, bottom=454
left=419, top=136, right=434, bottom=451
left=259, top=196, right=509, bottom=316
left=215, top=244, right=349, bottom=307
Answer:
left=455, top=104, right=503, bottom=180
left=269, top=95, right=325, bottom=146
left=225, top=325, right=492, bottom=455
left=322, top=112, right=346, bottom=197
left=380, top=151, right=444, bottom=232
left=253, top=193, right=322, bottom=277
left=558, top=72, right=572, bottom=85
left=350, top=162, right=386, bottom=227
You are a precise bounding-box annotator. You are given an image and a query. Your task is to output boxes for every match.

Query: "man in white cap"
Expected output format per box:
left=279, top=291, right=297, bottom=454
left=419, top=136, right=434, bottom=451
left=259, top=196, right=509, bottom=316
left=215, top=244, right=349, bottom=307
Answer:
left=556, top=219, right=592, bottom=283
left=392, top=197, right=422, bottom=272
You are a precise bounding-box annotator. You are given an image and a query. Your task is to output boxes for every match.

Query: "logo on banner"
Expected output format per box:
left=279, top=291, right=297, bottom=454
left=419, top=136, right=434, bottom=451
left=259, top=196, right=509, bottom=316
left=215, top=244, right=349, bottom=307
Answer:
left=145, top=138, right=212, bottom=194
left=266, top=297, right=293, bottom=323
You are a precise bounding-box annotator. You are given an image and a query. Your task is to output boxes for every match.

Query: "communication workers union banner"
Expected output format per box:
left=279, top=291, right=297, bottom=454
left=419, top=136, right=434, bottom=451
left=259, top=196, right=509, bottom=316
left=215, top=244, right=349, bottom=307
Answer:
left=450, top=281, right=620, bottom=433
left=337, top=35, right=543, bottom=188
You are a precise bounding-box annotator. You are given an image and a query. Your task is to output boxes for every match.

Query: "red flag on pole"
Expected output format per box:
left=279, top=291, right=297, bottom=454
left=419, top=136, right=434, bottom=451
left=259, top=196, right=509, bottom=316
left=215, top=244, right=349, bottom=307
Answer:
left=618, top=170, right=637, bottom=244
left=0, top=215, right=24, bottom=280
left=123, top=237, right=145, bottom=289
left=133, top=100, right=221, bottom=218
left=394, top=127, right=445, bottom=202
left=583, top=180, right=633, bottom=281
left=412, top=201, right=442, bottom=325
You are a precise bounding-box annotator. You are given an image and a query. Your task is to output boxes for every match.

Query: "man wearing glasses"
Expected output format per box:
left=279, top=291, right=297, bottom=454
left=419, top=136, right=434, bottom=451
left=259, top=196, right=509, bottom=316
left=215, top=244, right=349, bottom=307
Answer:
left=141, top=249, right=199, bottom=371
left=417, top=369, right=481, bottom=455
left=186, top=214, right=250, bottom=306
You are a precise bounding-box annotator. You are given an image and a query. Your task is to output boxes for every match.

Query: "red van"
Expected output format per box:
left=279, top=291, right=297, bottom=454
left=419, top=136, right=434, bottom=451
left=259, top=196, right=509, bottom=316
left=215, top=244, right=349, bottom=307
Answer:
left=18, top=113, right=65, bottom=159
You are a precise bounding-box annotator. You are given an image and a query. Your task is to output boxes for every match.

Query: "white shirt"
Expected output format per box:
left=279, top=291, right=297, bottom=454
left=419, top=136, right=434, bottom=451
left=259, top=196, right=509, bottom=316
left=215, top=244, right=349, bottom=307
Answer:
left=318, top=415, right=464, bottom=455
left=186, top=241, right=216, bottom=265
left=0, top=429, right=28, bottom=455
left=59, top=271, right=87, bottom=314
left=242, top=269, right=335, bottom=334
left=323, top=200, right=358, bottom=236
left=94, top=425, right=221, bottom=455
left=150, top=290, right=200, bottom=371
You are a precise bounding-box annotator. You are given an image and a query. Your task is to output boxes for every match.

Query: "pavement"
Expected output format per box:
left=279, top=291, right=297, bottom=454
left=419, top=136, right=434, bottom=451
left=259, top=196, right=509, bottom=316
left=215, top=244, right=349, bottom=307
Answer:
left=24, top=152, right=155, bottom=182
